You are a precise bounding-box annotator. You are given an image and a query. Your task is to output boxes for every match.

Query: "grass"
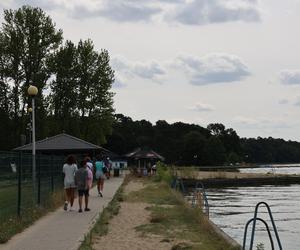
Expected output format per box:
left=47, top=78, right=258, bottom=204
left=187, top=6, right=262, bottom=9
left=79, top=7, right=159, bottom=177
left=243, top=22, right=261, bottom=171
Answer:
left=126, top=181, right=239, bottom=250
left=0, top=188, right=64, bottom=243
left=78, top=166, right=240, bottom=250
left=79, top=179, right=125, bottom=250
left=123, top=164, right=240, bottom=250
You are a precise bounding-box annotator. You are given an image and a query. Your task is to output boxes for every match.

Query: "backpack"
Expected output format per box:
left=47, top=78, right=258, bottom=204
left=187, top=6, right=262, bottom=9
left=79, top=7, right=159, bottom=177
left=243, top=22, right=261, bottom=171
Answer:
left=102, top=165, right=108, bottom=174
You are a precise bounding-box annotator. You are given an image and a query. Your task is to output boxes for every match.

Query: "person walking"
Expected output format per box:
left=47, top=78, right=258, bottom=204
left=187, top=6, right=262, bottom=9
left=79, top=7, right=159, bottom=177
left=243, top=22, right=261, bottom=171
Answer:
left=62, top=155, right=78, bottom=211
left=85, top=156, right=93, bottom=190
left=95, top=155, right=106, bottom=197
left=75, top=160, right=90, bottom=212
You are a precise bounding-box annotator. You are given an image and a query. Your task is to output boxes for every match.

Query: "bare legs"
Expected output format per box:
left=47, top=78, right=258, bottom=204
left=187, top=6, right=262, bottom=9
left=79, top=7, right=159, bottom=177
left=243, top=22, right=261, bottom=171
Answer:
left=64, top=188, right=75, bottom=210
left=78, top=195, right=83, bottom=211
left=85, top=195, right=89, bottom=210
left=97, top=178, right=104, bottom=196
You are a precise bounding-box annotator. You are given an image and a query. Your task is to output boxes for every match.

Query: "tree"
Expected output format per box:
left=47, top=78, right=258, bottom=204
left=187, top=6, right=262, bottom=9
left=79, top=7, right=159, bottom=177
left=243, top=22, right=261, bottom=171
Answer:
left=182, top=131, right=207, bottom=166
left=207, top=123, right=225, bottom=136
left=1, top=5, right=63, bottom=145
left=203, top=137, right=226, bottom=165
left=48, top=40, right=79, bottom=134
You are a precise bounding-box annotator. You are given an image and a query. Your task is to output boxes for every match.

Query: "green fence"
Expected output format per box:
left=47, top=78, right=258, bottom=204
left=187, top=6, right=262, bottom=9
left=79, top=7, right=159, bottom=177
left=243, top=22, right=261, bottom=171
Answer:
left=0, top=151, right=64, bottom=221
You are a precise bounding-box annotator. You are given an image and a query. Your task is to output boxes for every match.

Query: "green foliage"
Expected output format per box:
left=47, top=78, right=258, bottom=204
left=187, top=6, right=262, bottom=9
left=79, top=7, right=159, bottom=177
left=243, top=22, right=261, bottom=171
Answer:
left=0, top=189, right=64, bottom=243
left=0, top=6, right=114, bottom=149
left=79, top=180, right=124, bottom=250
left=155, top=162, right=173, bottom=184
left=129, top=180, right=238, bottom=250
left=104, top=114, right=300, bottom=166
left=125, top=181, right=181, bottom=205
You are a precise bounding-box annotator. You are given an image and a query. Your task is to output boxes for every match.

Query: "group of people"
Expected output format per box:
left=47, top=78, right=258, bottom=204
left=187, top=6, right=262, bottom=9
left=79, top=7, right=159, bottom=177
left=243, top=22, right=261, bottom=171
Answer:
left=62, top=154, right=110, bottom=213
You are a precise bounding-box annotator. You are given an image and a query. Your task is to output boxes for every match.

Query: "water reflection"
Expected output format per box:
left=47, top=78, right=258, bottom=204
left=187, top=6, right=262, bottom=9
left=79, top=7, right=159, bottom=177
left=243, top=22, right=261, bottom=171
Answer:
left=208, top=184, right=300, bottom=250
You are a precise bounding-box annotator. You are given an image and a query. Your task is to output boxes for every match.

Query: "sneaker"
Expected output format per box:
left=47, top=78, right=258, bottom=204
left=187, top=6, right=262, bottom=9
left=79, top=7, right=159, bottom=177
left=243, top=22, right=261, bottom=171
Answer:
left=69, top=207, right=74, bottom=212
left=84, top=208, right=91, bottom=212
left=63, top=202, right=68, bottom=211
left=78, top=209, right=83, bottom=213
left=99, top=191, right=103, bottom=197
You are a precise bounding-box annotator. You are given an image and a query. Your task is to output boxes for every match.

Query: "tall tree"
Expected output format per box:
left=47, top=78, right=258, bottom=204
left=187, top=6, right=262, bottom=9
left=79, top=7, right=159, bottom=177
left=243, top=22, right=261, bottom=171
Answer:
left=1, top=5, right=63, bottom=144
left=76, top=40, right=114, bottom=144
left=48, top=40, right=79, bottom=134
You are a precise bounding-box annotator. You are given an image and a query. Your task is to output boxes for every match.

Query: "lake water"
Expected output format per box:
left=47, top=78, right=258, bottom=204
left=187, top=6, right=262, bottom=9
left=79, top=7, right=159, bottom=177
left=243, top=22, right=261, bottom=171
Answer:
left=239, top=166, right=300, bottom=175
left=207, top=167, right=300, bottom=250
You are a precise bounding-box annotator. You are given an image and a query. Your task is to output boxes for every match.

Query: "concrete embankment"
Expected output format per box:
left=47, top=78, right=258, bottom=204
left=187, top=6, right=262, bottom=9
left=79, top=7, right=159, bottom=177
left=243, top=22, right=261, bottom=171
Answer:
left=208, top=220, right=242, bottom=249
left=183, top=175, right=300, bottom=188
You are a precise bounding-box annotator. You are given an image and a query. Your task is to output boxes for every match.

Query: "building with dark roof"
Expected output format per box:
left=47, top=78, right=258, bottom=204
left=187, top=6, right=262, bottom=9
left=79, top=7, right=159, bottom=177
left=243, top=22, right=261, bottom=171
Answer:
left=14, top=133, right=110, bottom=157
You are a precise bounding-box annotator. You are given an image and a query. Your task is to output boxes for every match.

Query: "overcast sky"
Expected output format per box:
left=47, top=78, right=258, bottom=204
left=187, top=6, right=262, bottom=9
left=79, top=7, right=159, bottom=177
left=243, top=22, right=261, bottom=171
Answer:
left=1, top=0, right=300, bottom=141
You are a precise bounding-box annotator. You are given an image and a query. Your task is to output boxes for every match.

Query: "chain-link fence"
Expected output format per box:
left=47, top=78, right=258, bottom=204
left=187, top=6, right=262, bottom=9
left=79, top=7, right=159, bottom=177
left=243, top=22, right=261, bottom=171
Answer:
left=0, top=151, right=64, bottom=222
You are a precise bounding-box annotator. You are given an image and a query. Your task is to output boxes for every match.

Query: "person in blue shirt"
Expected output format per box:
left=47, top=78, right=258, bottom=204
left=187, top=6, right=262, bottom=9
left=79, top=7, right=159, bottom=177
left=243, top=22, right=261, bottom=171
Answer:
left=95, top=155, right=106, bottom=197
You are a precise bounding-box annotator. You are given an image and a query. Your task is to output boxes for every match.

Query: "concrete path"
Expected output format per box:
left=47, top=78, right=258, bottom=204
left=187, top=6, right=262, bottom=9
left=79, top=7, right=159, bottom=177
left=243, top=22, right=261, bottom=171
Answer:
left=0, top=176, right=124, bottom=250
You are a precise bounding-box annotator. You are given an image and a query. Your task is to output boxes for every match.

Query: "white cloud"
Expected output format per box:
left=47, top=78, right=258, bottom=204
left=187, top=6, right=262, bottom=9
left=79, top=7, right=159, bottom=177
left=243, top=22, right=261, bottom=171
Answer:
left=112, top=53, right=250, bottom=86
left=12, top=0, right=63, bottom=10
left=279, top=70, right=300, bottom=85
left=113, top=77, right=127, bottom=89
left=8, top=0, right=261, bottom=25
left=189, top=102, right=214, bottom=112
left=278, top=99, right=289, bottom=105
left=294, top=96, right=300, bottom=106
left=233, top=116, right=290, bottom=129
left=168, top=0, right=261, bottom=25
left=72, top=1, right=161, bottom=21
left=112, top=56, right=166, bottom=84
left=174, top=53, right=251, bottom=85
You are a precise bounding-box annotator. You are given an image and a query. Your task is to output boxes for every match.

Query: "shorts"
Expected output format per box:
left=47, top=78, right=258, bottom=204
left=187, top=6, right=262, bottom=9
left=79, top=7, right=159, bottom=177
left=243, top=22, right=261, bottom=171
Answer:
left=78, top=189, right=89, bottom=197
left=64, top=181, right=76, bottom=189
left=96, top=171, right=105, bottom=180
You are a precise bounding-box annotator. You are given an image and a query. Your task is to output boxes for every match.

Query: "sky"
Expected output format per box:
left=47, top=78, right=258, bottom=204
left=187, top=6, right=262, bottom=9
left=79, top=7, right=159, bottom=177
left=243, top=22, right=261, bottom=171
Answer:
left=1, top=0, right=300, bottom=141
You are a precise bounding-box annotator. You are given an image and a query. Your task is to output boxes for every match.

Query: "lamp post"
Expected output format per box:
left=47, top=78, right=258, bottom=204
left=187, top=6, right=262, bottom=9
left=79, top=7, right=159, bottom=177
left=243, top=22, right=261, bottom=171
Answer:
left=27, top=85, right=38, bottom=198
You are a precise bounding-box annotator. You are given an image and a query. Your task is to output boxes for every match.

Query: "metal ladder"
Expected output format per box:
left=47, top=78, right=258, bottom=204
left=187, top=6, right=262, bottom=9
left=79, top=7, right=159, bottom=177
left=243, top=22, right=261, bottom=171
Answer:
left=243, top=201, right=282, bottom=250
left=171, top=176, right=186, bottom=193
left=192, top=181, right=210, bottom=218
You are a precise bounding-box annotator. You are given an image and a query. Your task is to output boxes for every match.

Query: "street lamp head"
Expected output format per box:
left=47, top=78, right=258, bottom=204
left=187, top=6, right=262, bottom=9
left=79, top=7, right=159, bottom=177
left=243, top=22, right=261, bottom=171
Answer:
left=27, top=85, right=38, bottom=96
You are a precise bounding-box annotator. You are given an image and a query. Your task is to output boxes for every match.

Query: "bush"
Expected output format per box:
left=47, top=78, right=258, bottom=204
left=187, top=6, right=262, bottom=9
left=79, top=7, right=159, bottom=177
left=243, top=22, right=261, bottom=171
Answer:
left=155, top=162, right=172, bottom=184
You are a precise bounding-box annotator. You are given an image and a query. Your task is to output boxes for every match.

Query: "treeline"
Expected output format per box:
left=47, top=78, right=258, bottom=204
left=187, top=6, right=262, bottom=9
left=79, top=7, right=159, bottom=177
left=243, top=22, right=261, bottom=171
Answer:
left=0, top=6, right=114, bottom=150
left=1, top=6, right=300, bottom=166
left=104, top=114, right=300, bottom=165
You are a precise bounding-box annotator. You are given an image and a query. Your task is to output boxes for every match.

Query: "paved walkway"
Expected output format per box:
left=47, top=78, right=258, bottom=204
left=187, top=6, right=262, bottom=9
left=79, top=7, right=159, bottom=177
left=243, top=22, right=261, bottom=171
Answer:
left=0, top=176, right=124, bottom=250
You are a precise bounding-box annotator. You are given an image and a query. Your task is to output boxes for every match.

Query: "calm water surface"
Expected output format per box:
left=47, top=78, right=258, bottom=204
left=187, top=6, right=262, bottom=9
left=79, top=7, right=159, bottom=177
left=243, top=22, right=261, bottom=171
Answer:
left=207, top=184, right=300, bottom=250
left=239, top=165, right=300, bottom=175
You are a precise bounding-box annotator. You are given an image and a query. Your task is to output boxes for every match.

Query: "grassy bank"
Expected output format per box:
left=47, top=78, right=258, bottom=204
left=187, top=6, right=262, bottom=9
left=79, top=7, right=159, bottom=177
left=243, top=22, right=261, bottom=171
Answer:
left=126, top=180, right=238, bottom=250
left=80, top=166, right=239, bottom=250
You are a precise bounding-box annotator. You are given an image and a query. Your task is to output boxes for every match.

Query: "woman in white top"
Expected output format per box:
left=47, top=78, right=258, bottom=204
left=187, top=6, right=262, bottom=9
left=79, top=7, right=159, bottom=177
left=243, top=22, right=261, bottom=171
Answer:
left=62, top=155, right=78, bottom=211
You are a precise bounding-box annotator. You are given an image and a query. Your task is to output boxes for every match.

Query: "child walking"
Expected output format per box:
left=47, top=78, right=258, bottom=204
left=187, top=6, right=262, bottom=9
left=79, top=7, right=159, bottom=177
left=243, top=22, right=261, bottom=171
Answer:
left=75, top=160, right=90, bottom=213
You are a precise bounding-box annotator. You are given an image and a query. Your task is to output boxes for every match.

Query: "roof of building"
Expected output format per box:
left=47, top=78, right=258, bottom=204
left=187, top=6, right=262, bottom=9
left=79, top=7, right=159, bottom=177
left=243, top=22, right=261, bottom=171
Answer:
left=14, top=133, right=107, bottom=152
left=125, top=148, right=165, bottom=161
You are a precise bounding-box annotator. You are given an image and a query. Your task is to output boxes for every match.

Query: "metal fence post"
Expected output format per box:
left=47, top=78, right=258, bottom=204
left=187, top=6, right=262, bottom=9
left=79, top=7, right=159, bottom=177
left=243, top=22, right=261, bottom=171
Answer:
left=37, top=154, right=41, bottom=205
left=51, top=155, right=54, bottom=192
left=17, top=152, right=22, bottom=216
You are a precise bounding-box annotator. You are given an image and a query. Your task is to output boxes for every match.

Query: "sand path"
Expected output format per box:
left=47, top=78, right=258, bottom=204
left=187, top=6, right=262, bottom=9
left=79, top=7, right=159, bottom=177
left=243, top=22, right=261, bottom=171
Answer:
left=92, top=180, right=173, bottom=250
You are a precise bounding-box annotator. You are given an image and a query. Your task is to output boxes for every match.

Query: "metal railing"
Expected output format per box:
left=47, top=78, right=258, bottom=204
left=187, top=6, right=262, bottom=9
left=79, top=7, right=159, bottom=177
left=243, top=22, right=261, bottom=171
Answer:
left=171, top=176, right=186, bottom=193
left=0, top=151, right=64, bottom=221
left=243, top=202, right=282, bottom=250
left=192, top=181, right=209, bottom=218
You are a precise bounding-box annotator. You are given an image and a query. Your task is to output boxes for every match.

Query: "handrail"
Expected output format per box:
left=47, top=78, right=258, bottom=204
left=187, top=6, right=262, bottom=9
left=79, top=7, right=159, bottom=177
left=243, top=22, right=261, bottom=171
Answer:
left=243, top=202, right=282, bottom=250
left=171, top=177, right=186, bottom=193
left=243, top=217, right=274, bottom=250
left=192, top=181, right=209, bottom=218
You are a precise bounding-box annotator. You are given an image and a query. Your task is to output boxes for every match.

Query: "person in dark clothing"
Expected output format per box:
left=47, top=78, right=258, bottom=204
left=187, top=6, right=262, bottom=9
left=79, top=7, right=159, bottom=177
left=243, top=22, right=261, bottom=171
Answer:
left=75, top=160, right=90, bottom=213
